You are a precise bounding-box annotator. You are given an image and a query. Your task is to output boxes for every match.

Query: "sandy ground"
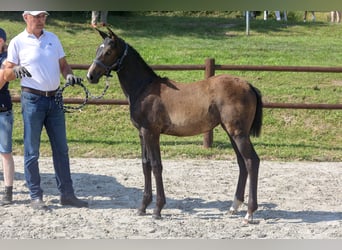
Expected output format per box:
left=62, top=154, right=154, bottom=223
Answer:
left=0, top=156, right=341, bottom=239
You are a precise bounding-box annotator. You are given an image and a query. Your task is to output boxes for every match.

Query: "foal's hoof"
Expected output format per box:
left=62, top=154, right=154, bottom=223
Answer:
left=152, top=210, right=162, bottom=220
left=137, top=209, right=146, bottom=216
left=242, top=213, right=256, bottom=224
left=152, top=213, right=162, bottom=220
left=242, top=218, right=250, bottom=225
left=229, top=207, right=238, bottom=215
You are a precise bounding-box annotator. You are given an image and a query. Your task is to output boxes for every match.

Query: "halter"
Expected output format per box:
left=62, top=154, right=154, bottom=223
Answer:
left=93, top=42, right=128, bottom=77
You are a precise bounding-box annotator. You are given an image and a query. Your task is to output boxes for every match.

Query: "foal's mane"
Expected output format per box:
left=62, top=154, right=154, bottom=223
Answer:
left=122, top=40, right=156, bottom=76
left=127, top=41, right=180, bottom=91
left=120, top=38, right=172, bottom=83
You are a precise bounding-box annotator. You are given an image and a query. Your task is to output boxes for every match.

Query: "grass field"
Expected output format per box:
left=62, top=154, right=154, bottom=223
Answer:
left=1, top=11, right=341, bottom=161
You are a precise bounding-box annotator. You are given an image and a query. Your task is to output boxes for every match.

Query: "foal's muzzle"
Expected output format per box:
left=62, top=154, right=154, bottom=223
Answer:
left=87, top=64, right=101, bottom=84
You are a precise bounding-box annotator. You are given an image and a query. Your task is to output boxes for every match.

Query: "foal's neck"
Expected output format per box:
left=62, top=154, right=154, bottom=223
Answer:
left=117, top=44, right=159, bottom=104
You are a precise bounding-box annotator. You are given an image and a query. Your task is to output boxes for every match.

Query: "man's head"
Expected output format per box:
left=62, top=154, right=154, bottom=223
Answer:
left=22, top=11, right=49, bottom=35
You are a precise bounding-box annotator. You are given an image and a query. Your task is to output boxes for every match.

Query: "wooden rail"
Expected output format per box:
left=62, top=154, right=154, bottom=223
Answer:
left=11, top=59, right=342, bottom=147
left=10, top=97, right=342, bottom=110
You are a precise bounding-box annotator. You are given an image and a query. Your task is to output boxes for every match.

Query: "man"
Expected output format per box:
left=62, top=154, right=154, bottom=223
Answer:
left=0, top=27, right=31, bottom=206
left=5, top=11, right=88, bottom=210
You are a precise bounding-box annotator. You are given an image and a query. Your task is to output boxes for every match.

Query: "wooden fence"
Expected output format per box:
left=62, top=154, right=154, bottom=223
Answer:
left=11, top=59, right=342, bottom=147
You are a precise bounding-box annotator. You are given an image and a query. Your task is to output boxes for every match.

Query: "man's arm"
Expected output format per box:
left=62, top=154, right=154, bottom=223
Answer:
left=59, top=57, right=73, bottom=78
left=59, top=57, right=82, bottom=85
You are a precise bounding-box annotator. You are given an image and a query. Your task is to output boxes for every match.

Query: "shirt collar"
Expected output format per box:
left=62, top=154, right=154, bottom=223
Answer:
left=24, top=28, right=45, bottom=39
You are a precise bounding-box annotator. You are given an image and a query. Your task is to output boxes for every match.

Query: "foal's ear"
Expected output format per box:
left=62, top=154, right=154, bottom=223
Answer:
left=95, top=28, right=109, bottom=40
left=106, top=26, right=119, bottom=40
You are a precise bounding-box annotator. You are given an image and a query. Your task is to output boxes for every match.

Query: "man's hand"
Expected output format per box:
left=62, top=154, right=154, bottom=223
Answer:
left=66, top=74, right=83, bottom=85
left=13, top=66, right=32, bottom=79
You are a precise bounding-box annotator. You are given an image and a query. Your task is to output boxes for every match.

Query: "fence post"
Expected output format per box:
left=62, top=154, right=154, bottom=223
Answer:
left=203, top=58, right=215, bottom=148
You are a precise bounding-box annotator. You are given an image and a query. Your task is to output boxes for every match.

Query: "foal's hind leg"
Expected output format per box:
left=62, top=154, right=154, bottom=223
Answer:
left=230, top=134, right=260, bottom=223
left=228, top=137, right=248, bottom=214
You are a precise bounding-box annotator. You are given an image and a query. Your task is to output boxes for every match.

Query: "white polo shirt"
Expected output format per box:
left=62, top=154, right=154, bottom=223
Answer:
left=7, top=29, right=65, bottom=91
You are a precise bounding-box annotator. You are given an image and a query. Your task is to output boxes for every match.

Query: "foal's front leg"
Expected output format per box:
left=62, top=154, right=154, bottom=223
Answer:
left=137, top=130, right=153, bottom=216
left=149, top=137, right=166, bottom=219
left=138, top=159, right=153, bottom=216
left=151, top=154, right=166, bottom=219
left=139, top=129, right=166, bottom=219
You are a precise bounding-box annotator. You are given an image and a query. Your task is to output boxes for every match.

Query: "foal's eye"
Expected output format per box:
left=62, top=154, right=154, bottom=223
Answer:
left=105, top=50, right=111, bottom=56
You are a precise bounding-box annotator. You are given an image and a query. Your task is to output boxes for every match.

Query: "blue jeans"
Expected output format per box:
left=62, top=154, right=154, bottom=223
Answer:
left=0, top=110, right=13, bottom=153
left=21, top=91, right=74, bottom=200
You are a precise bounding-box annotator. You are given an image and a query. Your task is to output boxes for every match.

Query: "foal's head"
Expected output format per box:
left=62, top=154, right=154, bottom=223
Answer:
left=87, top=27, right=127, bottom=83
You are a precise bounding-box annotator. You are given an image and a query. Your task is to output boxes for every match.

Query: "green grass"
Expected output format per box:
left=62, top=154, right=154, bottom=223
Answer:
left=1, top=11, right=341, bottom=161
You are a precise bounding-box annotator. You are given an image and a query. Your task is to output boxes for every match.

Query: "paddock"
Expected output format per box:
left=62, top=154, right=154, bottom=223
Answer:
left=0, top=156, right=340, bottom=239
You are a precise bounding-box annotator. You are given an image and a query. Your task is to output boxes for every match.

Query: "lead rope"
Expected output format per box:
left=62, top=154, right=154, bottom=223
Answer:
left=55, top=76, right=111, bottom=113
left=88, top=76, right=110, bottom=100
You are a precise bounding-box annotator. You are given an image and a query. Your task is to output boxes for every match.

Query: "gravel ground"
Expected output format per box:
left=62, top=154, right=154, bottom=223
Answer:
left=0, top=156, right=341, bottom=239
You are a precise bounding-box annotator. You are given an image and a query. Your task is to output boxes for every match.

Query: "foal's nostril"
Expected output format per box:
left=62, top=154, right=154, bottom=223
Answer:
left=86, top=73, right=99, bottom=84
left=86, top=73, right=93, bottom=81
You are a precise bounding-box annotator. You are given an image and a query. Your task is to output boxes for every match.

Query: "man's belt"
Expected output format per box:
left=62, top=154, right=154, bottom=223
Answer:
left=21, top=87, right=59, bottom=97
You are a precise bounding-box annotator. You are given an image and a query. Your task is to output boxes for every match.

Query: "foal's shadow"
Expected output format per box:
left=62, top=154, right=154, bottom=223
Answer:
left=163, top=197, right=232, bottom=219
left=12, top=171, right=232, bottom=215
left=257, top=202, right=342, bottom=224
left=8, top=172, right=341, bottom=223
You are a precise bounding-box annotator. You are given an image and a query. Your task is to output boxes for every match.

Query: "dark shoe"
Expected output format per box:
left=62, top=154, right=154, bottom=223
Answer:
left=0, top=186, right=13, bottom=206
left=0, top=198, right=12, bottom=206
left=60, top=194, right=88, bottom=208
left=31, top=198, right=49, bottom=211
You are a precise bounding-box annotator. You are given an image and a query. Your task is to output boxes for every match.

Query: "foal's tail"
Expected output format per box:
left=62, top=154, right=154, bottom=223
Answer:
left=250, top=85, right=263, bottom=137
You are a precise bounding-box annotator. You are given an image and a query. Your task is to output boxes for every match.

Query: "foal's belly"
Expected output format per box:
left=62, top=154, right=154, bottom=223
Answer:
left=163, top=124, right=218, bottom=137
left=162, top=109, right=220, bottom=136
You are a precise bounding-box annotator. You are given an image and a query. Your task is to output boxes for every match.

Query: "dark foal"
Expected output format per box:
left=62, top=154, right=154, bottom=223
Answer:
left=87, top=27, right=263, bottom=223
